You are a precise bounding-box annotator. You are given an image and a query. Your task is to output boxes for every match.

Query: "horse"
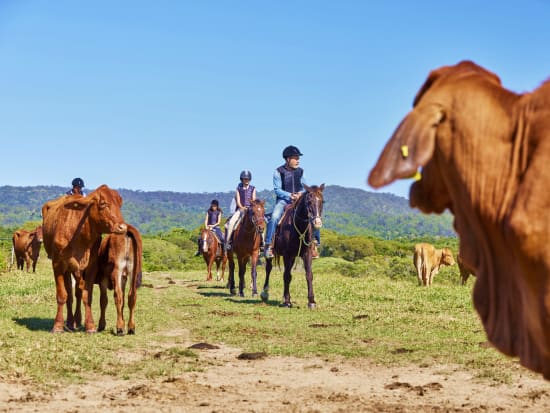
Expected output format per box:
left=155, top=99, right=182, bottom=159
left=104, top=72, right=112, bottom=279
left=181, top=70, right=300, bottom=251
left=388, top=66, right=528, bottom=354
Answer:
left=200, top=228, right=227, bottom=282
left=261, top=184, right=325, bottom=308
left=227, top=199, right=266, bottom=297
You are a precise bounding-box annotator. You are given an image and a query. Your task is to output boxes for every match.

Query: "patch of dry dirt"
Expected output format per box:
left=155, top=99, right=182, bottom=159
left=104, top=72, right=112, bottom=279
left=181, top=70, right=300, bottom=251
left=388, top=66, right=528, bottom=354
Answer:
left=1, top=343, right=549, bottom=412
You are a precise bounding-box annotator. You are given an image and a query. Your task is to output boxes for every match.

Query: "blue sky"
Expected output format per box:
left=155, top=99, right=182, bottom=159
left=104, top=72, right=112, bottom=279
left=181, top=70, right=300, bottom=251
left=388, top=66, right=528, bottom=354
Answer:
left=1, top=1, right=549, bottom=198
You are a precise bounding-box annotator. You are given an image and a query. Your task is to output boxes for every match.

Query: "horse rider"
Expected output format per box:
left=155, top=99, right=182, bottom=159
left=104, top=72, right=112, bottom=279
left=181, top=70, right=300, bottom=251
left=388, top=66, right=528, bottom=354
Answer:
left=264, top=145, right=320, bottom=259
left=66, top=177, right=86, bottom=196
left=194, top=199, right=225, bottom=256
left=224, top=170, right=264, bottom=251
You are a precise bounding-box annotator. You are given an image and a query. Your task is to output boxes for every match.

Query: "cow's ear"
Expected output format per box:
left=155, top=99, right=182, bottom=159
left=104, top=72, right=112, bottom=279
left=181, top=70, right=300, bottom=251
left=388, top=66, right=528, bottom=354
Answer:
left=64, top=197, right=92, bottom=211
left=319, top=183, right=325, bottom=191
left=368, top=104, right=444, bottom=188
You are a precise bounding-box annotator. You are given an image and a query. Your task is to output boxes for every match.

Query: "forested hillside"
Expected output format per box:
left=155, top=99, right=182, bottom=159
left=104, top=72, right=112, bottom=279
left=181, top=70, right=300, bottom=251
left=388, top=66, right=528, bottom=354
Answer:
left=0, top=185, right=455, bottom=238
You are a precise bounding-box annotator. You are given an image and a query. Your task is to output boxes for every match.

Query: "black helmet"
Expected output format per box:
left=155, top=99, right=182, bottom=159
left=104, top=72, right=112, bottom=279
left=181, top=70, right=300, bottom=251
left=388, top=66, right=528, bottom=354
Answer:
left=210, top=199, right=219, bottom=206
left=282, top=145, right=303, bottom=159
left=240, top=170, right=252, bottom=180
left=71, top=177, right=84, bottom=188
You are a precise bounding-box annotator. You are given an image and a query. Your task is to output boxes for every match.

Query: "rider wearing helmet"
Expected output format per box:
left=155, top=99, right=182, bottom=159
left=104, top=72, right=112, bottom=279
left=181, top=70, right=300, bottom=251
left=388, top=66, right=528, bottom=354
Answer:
left=224, top=170, right=258, bottom=251
left=195, top=199, right=225, bottom=256
left=264, top=145, right=320, bottom=258
left=66, top=177, right=86, bottom=196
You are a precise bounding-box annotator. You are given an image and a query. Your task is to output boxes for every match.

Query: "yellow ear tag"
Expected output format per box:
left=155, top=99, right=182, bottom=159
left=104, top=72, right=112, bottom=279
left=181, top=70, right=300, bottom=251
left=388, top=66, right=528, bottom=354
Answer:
left=401, top=145, right=409, bottom=158
left=74, top=203, right=79, bottom=208
left=412, top=171, right=422, bottom=181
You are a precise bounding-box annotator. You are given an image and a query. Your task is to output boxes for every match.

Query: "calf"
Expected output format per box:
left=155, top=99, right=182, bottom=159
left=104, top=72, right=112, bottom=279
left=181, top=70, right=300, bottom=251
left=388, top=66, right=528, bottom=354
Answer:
left=12, top=226, right=43, bottom=272
left=413, top=243, right=455, bottom=286
left=96, top=224, right=143, bottom=335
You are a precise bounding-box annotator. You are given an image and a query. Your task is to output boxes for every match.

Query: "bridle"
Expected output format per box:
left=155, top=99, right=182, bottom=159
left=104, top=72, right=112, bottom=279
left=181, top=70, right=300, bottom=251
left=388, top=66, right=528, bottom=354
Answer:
left=292, top=190, right=323, bottom=256
left=242, top=202, right=265, bottom=236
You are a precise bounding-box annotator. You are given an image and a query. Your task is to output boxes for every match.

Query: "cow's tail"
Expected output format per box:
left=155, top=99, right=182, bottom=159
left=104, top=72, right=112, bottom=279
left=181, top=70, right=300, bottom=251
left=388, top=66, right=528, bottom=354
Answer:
left=127, top=225, right=143, bottom=289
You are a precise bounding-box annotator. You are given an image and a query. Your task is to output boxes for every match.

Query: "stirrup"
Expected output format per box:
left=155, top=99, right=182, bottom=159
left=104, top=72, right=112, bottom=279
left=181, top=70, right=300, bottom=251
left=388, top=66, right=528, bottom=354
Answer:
left=264, top=246, right=274, bottom=258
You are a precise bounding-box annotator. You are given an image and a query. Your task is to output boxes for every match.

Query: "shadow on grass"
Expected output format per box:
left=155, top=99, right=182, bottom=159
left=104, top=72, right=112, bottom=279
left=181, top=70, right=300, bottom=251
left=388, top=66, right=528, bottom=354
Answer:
left=197, top=290, right=281, bottom=307
left=13, top=317, right=52, bottom=332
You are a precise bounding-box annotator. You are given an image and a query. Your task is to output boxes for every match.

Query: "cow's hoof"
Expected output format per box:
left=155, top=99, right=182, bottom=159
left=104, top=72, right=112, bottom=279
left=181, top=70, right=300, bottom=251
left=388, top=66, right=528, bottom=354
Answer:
left=128, top=329, right=135, bottom=335
left=252, top=292, right=258, bottom=297
left=51, top=328, right=64, bottom=334
left=239, top=292, right=245, bottom=298
left=116, top=328, right=125, bottom=336
left=230, top=289, right=237, bottom=296
left=260, top=291, right=269, bottom=302
left=85, top=328, right=97, bottom=334
left=308, top=302, right=317, bottom=309
left=280, top=302, right=293, bottom=308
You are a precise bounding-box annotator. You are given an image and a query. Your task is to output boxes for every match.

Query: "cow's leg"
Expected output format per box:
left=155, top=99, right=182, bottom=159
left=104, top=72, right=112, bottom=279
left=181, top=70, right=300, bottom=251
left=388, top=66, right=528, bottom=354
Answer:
left=238, top=256, right=247, bottom=297
left=32, top=258, right=37, bottom=273
left=261, top=258, right=273, bottom=302
left=220, top=255, right=227, bottom=283
left=113, top=265, right=126, bottom=336
left=52, top=264, right=68, bottom=333
left=228, top=252, right=236, bottom=295
left=206, top=256, right=213, bottom=281
left=303, top=255, right=316, bottom=309
left=127, top=272, right=138, bottom=335
left=72, top=275, right=82, bottom=329
left=282, top=256, right=295, bottom=307
left=98, top=278, right=109, bottom=332
left=78, top=270, right=97, bottom=333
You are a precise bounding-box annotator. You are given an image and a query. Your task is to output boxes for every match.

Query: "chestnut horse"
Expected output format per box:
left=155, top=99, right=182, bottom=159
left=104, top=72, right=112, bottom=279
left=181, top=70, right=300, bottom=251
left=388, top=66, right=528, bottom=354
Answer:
left=200, top=228, right=227, bottom=281
left=227, top=199, right=266, bottom=297
left=262, top=184, right=324, bottom=308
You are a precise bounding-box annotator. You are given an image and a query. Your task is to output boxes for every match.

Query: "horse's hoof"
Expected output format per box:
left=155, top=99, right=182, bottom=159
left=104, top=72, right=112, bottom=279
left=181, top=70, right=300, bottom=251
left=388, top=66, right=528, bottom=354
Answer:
left=308, top=302, right=317, bottom=309
left=116, top=328, right=125, bottom=336
left=128, top=329, right=135, bottom=335
left=260, top=291, right=269, bottom=302
left=239, top=292, right=245, bottom=298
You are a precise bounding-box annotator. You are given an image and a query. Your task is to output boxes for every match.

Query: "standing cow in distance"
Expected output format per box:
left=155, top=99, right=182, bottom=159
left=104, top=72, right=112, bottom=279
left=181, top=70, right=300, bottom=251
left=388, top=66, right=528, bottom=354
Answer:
left=95, top=224, right=143, bottom=335
left=413, top=243, right=455, bottom=286
left=42, top=185, right=127, bottom=333
left=12, top=226, right=43, bottom=272
left=457, top=253, right=475, bottom=286
left=368, top=60, right=550, bottom=378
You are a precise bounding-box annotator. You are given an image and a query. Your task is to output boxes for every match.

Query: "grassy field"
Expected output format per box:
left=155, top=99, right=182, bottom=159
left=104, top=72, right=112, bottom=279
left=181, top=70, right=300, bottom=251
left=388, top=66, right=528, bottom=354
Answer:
left=0, top=255, right=520, bottom=387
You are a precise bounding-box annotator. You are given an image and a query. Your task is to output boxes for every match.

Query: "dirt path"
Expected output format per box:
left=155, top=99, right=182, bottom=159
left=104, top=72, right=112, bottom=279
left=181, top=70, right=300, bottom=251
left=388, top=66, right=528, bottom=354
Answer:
left=2, top=342, right=550, bottom=412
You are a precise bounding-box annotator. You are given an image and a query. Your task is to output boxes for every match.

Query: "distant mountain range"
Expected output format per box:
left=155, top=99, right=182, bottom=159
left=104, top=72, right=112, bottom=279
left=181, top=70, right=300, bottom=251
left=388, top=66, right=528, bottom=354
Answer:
left=0, top=185, right=455, bottom=238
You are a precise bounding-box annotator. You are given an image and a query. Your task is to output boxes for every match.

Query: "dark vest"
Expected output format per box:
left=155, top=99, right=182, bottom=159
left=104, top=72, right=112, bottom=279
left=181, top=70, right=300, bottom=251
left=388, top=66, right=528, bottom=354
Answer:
left=237, top=183, right=255, bottom=207
left=277, top=165, right=303, bottom=194
left=207, top=209, right=221, bottom=226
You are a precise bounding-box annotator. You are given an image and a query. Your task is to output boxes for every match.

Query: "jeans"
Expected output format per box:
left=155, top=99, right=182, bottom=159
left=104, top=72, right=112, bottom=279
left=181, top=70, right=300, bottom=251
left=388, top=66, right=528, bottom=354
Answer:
left=265, top=199, right=321, bottom=246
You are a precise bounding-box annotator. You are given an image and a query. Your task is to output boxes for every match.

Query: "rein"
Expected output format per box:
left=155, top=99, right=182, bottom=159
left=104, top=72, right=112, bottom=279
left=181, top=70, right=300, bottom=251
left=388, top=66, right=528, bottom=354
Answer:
left=291, top=192, right=320, bottom=258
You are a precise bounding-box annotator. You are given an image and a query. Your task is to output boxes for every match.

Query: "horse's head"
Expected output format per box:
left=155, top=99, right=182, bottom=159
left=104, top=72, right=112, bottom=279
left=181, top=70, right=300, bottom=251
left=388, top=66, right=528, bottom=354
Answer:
left=247, top=199, right=266, bottom=234
left=302, top=184, right=325, bottom=230
left=200, top=228, right=211, bottom=253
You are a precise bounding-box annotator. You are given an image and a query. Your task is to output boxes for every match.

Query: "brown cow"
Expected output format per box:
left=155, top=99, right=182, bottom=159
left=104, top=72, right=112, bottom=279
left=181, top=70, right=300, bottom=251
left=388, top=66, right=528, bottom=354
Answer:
left=12, top=226, right=43, bottom=272
left=95, top=224, right=143, bottom=335
left=457, top=253, right=475, bottom=286
left=368, top=60, right=550, bottom=378
left=42, top=185, right=127, bottom=333
left=413, top=243, right=455, bottom=286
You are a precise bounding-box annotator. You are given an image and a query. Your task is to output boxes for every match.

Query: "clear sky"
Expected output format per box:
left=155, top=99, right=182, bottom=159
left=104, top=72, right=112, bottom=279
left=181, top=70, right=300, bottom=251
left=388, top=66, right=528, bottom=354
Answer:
left=1, top=1, right=549, bottom=198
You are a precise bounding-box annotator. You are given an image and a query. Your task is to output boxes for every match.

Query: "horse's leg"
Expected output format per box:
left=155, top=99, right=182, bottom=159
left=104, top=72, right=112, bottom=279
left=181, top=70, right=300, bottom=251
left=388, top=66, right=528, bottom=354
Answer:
left=228, top=252, right=236, bottom=295
left=206, top=255, right=213, bottom=281
left=261, top=257, right=272, bottom=302
left=238, top=256, right=247, bottom=297
left=303, top=255, right=316, bottom=309
left=250, top=252, right=259, bottom=297
left=282, top=255, right=295, bottom=307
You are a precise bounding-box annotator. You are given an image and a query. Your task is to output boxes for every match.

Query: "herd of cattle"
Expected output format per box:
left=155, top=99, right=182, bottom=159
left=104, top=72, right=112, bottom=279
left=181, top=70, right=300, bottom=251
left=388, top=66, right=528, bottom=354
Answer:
left=6, top=60, right=550, bottom=380
left=11, top=185, right=142, bottom=336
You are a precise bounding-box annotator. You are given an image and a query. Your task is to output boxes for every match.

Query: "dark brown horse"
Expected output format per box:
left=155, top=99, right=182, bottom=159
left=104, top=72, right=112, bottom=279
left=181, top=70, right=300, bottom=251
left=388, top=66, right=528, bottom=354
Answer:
left=262, top=184, right=325, bottom=308
left=200, top=228, right=227, bottom=281
left=227, top=199, right=266, bottom=297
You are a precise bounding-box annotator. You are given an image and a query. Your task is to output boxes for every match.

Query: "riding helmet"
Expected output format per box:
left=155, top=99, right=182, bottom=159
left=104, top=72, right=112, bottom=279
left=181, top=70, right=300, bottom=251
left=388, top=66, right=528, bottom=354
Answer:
left=71, top=177, right=85, bottom=188
left=282, top=145, right=303, bottom=159
left=240, top=170, right=252, bottom=180
left=210, top=199, right=219, bottom=206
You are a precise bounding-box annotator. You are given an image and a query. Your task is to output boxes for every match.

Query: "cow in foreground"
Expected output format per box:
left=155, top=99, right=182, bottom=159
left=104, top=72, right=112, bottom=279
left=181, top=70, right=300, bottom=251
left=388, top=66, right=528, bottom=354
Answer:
left=368, top=60, right=550, bottom=378
left=12, top=226, right=43, bottom=272
left=42, top=185, right=127, bottom=333
left=413, top=243, right=455, bottom=286
left=95, top=224, right=143, bottom=335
